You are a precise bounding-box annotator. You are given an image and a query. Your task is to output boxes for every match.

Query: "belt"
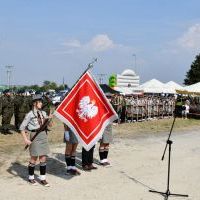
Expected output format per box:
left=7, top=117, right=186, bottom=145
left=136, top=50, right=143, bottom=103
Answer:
left=28, top=129, right=37, bottom=132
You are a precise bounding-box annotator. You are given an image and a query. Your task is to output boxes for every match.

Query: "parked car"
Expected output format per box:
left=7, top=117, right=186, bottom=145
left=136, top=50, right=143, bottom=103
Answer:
left=51, top=90, right=68, bottom=106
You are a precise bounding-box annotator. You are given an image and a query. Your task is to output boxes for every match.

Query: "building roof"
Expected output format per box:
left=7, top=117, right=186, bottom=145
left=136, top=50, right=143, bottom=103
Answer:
left=121, top=69, right=136, bottom=76
left=114, top=87, right=135, bottom=95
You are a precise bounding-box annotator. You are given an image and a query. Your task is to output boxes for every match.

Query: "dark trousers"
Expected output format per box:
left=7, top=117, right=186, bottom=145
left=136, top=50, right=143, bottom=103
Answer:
left=2, top=112, right=13, bottom=131
left=82, top=146, right=95, bottom=166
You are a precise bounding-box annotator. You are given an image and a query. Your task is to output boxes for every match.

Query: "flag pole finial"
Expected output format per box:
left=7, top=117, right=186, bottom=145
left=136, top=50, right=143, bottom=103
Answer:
left=87, top=58, right=98, bottom=70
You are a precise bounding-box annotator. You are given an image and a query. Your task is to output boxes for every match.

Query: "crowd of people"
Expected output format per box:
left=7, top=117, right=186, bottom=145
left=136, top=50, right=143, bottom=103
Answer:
left=0, top=89, right=51, bottom=134
left=110, top=94, right=176, bottom=123
left=0, top=89, right=198, bottom=135
left=110, top=93, right=200, bottom=121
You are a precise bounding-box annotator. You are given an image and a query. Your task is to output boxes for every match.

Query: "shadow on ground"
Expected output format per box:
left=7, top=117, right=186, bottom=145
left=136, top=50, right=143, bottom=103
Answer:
left=54, top=151, right=100, bottom=170
left=6, top=156, right=76, bottom=182
left=119, top=171, right=173, bottom=200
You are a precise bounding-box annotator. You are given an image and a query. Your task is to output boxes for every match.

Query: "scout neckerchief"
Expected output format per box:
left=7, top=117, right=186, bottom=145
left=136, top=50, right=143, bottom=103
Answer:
left=32, top=109, right=44, bottom=127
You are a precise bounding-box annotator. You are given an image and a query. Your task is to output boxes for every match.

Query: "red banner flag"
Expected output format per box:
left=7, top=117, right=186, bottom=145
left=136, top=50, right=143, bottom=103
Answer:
left=54, top=71, right=118, bottom=150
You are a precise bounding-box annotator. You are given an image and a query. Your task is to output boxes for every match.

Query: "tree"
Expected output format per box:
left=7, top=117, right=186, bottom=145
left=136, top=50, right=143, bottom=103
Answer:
left=31, top=85, right=40, bottom=91
left=14, top=80, right=69, bottom=92
left=56, top=84, right=69, bottom=91
left=42, top=80, right=58, bottom=91
left=43, top=80, right=51, bottom=86
left=184, top=54, right=200, bottom=85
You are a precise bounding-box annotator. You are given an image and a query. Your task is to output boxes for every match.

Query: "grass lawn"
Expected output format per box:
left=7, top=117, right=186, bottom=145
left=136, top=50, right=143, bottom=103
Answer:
left=0, top=116, right=200, bottom=155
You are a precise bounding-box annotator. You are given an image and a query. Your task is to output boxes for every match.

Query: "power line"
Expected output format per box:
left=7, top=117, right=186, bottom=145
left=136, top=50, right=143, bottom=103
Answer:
left=5, top=65, right=14, bottom=88
left=97, top=73, right=107, bottom=84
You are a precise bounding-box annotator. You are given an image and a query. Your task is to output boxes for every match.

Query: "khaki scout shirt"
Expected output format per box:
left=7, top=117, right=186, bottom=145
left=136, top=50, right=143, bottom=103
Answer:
left=19, top=108, right=47, bottom=131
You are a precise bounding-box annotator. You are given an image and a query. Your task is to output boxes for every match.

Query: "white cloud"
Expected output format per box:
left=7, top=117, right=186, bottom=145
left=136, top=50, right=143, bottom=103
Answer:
left=86, top=34, right=114, bottom=51
left=178, top=23, right=200, bottom=50
left=59, top=34, right=115, bottom=53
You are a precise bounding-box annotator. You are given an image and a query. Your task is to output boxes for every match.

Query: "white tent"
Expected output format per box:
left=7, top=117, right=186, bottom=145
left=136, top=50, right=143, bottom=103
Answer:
left=184, top=82, right=200, bottom=93
left=136, top=79, right=167, bottom=93
left=165, top=81, right=184, bottom=94
left=114, top=87, right=135, bottom=95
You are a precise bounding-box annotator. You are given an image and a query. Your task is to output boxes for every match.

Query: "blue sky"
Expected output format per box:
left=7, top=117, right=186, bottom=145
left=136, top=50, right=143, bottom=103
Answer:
left=0, top=0, right=200, bottom=86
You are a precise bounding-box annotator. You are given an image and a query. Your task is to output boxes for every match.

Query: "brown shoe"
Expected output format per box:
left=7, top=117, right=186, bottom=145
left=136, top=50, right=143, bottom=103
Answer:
left=88, top=164, right=98, bottom=170
left=102, top=162, right=111, bottom=167
left=28, top=179, right=37, bottom=186
left=40, top=180, right=50, bottom=187
left=70, top=169, right=81, bottom=176
left=82, top=165, right=91, bottom=171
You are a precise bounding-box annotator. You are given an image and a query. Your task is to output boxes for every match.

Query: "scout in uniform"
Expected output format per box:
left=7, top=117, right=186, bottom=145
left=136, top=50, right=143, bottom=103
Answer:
left=20, top=95, right=52, bottom=186
left=99, top=123, right=113, bottom=166
left=64, top=124, right=81, bottom=175
left=82, top=145, right=97, bottom=171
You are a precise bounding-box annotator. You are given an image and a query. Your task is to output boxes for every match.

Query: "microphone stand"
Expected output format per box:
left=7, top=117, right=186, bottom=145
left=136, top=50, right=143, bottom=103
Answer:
left=149, top=113, right=189, bottom=200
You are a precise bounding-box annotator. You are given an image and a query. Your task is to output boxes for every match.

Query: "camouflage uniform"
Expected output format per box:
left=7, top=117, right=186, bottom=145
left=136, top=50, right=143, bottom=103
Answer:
left=0, top=95, right=2, bottom=116
left=15, top=95, right=32, bottom=131
left=14, top=94, right=22, bottom=130
left=42, top=95, right=51, bottom=116
left=2, top=93, right=14, bottom=133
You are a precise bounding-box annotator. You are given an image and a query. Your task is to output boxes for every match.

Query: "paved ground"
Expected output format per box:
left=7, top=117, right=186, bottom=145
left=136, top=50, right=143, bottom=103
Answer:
left=0, top=130, right=199, bottom=200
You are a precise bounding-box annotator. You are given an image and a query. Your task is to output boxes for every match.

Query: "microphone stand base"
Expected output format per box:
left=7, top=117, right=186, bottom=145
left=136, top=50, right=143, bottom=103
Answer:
left=149, top=189, right=188, bottom=200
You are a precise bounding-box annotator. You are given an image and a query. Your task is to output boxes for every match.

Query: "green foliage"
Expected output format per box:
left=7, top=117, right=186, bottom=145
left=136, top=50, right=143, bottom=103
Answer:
left=31, top=85, right=41, bottom=91
left=55, top=84, right=68, bottom=92
left=184, top=54, right=200, bottom=85
left=16, top=81, right=68, bottom=92
left=41, top=81, right=58, bottom=91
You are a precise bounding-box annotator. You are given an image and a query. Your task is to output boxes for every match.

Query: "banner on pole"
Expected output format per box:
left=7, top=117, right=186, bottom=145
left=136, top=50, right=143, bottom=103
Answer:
left=54, top=71, right=118, bottom=150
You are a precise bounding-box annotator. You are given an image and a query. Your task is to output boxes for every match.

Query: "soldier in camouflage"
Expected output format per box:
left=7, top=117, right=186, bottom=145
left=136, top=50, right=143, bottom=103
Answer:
left=42, top=93, right=52, bottom=116
left=1, top=89, right=14, bottom=134
left=0, top=93, right=2, bottom=116
left=14, top=90, right=22, bottom=130
left=14, top=90, right=32, bottom=131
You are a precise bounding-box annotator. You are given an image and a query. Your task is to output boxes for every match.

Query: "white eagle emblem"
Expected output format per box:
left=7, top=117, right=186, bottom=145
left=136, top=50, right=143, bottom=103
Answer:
left=76, top=96, right=98, bottom=122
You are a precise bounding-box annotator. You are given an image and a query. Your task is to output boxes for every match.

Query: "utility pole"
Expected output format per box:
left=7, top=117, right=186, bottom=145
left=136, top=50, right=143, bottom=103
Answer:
left=5, top=65, right=14, bottom=89
left=97, top=73, right=106, bottom=84
left=62, top=76, right=65, bottom=89
left=132, top=54, right=137, bottom=73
